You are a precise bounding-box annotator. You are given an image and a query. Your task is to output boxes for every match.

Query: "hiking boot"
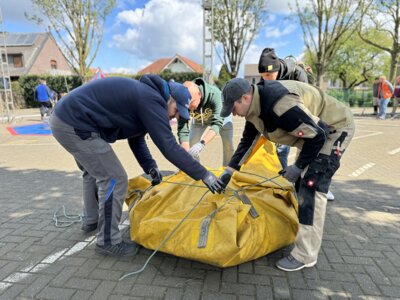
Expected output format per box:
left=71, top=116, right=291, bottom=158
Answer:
left=326, top=190, right=335, bottom=201
left=95, top=241, right=139, bottom=257
left=276, top=255, right=317, bottom=272
left=81, top=222, right=98, bottom=232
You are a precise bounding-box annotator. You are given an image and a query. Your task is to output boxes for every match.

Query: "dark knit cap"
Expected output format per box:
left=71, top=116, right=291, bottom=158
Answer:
left=258, top=48, right=280, bottom=73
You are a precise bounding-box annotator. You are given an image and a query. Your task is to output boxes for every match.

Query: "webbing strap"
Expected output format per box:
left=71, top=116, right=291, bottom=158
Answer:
left=198, top=216, right=212, bottom=248
left=238, top=192, right=259, bottom=218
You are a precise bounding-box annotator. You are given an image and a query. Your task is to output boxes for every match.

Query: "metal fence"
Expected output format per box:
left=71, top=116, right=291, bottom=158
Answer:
left=327, top=88, right=373, bottom=107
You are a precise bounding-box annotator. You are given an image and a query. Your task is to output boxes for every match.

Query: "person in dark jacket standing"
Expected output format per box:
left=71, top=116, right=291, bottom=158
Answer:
left=178, top=78, right=234, bottom=166
left=218, top=78, right=354, bottom=271
left=50, top=75, right=223, bottom=257
left=372, top=77, right=379, bottom=115
left=34, top=79, right=53, bottom=120
left=391, top=75, right=400, bottom=119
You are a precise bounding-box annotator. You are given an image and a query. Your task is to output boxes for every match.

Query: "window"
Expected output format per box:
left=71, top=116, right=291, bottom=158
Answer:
left=1, top=54, right=23, bottom=67
left=50, top=60, right=57, bottom=70
left=13, top=55, right=23, bottom=68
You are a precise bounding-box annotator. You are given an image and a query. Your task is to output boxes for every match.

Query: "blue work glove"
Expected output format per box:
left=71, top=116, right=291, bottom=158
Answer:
left=149, top=167, right=163, bottom=186
left=188, top=141, right=205, bottom=160
left=281, top=165, right=303, bottom=183
left=202, top=171, right=223, bottom=194
left=218, top=168, right=233, bottom=190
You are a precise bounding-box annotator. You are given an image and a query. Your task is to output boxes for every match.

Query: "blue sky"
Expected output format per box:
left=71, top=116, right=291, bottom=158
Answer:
left=1, top=0, right=305, bottom=76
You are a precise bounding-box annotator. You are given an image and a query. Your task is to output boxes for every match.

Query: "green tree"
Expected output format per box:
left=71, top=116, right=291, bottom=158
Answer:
left=358, top=0, right=400, bottom=82
left=294, top=0, right=371, bottom=87
left=215, top=64, right=231, bottom=89
left=28, top=0, right=116, bottom=82
left=213, top=0, right=266, bottom=78
left=328, top=33, right=388, bottom=90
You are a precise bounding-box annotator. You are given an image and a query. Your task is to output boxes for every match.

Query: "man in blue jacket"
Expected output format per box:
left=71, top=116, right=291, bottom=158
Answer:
left=34, top=79, right=53, bottom=120
left=50, top=75, right=223, bottom=258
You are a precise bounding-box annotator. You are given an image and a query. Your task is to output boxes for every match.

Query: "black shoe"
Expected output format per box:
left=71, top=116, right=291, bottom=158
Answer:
left=81, top=222, right=98, bottom=232
left=95, top=241, right=139, bottom=257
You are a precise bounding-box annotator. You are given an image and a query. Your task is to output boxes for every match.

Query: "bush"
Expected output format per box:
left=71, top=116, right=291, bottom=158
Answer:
left=134, top=70, right=203, bottom=82
left=10, top=81, right=25, bottom=109
left=19, top=75, right=82, bottom=108
left=327, top=88, right=373, bottom=107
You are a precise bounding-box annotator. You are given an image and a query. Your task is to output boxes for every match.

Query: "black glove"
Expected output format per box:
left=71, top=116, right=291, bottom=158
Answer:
left=281, top=165, right=303, bottom=183
left=202, top=171, right=223, bottom=194
left=149, top=168, right=163, bottom=186
left=218, top=168, right=233, bottom=190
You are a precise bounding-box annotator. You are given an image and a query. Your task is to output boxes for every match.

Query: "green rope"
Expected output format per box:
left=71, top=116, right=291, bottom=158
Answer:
left=53, top=205, right=83, bottom=228
left=119, top=189, right=210, bottom=281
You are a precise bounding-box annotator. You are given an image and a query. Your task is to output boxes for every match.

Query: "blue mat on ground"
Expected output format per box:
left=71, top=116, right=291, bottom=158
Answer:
left=7, top=123, right=52, bottom=135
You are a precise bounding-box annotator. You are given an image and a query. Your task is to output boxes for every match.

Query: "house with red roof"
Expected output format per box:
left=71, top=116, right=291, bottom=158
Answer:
left=137, top=54, right=203, bottom=75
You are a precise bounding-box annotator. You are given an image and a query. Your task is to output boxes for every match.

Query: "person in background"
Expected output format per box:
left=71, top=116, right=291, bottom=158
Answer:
left=178, top=78, right=234, bottom=166
left=50, top=75, right=223, bottom=258
left=377, top=75, right=394, bottom=120
left=34, top=79, right=53, bottom=120
left=372, top=77, right=379, bottom=115
left=391, top=76, right=400, bottom=119
left=218, top=78, right=355, bottom=271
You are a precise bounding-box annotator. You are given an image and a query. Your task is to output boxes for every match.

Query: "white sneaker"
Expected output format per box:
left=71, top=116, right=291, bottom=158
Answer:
left=327, top=190, right=335, bottom=201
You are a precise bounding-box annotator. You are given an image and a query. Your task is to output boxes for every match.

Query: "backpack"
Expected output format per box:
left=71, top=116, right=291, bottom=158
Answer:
left=284, top=55, right=316, bottom=85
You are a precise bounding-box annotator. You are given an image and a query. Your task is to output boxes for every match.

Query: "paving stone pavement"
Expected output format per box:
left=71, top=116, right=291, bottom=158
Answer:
left=0, top=109, right=399, bottom=299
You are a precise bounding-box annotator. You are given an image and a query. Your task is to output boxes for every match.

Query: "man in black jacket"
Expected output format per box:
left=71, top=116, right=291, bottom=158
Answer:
left=258, top=48, right=312, bottom=83
left=50, top=75, right=223, bottom=257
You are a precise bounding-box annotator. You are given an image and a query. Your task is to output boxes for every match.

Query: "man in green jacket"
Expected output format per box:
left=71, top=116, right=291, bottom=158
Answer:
left=178, top=78, right=234, bottom=166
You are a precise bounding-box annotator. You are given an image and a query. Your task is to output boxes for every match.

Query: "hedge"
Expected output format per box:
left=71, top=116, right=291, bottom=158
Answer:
left=18, top=75, right=82, bottom=108
left=17, top=72, right=205, bottom=108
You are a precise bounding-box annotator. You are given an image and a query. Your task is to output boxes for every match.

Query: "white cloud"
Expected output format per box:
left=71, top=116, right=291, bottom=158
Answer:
left=267, top=0, right=294, bottom=14
left=267, top=0, right=302, bottom=14
left=0, top=0, right=45, bottom=29
left=109, top=67, right=136, bottom=74
left=113, top=0, right=203, bottom=63
left=265, top=23, right=296, bottom=38
left=243, top=44, right=265, bottom=66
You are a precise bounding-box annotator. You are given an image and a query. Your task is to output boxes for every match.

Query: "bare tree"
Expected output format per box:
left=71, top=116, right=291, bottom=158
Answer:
left=213, top=0, right=266, bottom=78
left=358, top=0, right=400, bottom=82
left=295, top=0, right=371, bottom=87
left=28, top=0, right=116, bottom=82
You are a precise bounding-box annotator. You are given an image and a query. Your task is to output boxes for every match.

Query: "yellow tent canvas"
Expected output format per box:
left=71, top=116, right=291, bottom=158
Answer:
left=126, top=137, right=298, bottom=267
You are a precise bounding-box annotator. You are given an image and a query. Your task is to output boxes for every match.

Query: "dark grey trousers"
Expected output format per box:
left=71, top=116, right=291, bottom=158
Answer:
left=50, top=114, right=128, bottom=246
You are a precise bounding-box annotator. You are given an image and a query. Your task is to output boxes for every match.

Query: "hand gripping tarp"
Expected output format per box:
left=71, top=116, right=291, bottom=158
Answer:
left=125, top=137, right=299, bottom=267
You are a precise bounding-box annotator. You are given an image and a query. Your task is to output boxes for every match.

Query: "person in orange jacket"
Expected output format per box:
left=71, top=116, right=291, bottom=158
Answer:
left=377, top=75, right=394, bottom=120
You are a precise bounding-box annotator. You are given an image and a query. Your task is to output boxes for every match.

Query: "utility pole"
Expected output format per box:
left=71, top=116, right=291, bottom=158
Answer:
left=202, top=0, right=214, bottom=84
left=0, top=8, right=15, bottom=123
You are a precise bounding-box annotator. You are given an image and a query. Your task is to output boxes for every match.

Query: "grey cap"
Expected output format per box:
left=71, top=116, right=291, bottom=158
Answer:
left=220, top=78, right=251, bottom=117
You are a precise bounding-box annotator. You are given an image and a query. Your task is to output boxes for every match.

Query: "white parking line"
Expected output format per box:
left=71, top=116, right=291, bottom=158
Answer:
left=388, top=147, right=400, bottom=155
left=349, top=163, right=375, bottom=177
left=0, top=219, right=131, bottom=291
left=353, top=132, right=383, bottom=140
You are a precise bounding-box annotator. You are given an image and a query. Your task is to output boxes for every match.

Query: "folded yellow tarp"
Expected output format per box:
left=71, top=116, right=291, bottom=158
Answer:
left=126, top=138, right=298, bottom=267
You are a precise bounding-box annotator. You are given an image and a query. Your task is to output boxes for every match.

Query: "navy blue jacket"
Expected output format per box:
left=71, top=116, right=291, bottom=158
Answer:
left=54, top=76, right=207, bottom=180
